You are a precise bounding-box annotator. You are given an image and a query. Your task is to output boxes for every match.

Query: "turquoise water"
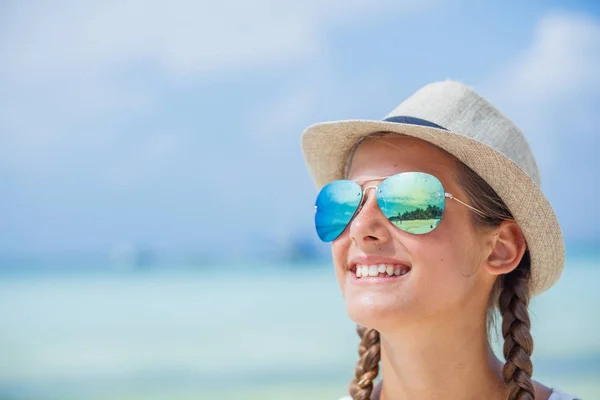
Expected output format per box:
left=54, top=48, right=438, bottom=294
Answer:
left=0, top=257, right=598, bottom=400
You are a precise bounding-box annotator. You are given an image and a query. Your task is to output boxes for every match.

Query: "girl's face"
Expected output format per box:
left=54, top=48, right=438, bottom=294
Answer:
left=332, top=135, right=496, bottom=331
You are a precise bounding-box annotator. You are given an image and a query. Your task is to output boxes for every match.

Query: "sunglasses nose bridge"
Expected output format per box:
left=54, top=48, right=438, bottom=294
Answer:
left=358, top=185, right=380, bottom=210
left=352, top=184, right=385, bottom=223
left=348, top=184, right=392, bottom=245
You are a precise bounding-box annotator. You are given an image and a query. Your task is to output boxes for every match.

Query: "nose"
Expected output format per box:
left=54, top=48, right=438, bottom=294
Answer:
left=348, top=186, right=392, bottom=247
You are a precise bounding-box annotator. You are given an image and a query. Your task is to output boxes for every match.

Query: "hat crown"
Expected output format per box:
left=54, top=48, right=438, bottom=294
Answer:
left=384, top=81, right=541, bottom=186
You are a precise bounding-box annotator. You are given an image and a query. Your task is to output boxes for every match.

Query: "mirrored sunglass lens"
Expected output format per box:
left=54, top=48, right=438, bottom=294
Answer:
left=377, top=172, right=445, bottom=234
left=315, top=180, right=362, bottom=242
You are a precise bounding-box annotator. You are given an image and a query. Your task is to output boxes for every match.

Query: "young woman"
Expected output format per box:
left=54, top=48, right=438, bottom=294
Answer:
left=300, top=81, right=579, bottom=400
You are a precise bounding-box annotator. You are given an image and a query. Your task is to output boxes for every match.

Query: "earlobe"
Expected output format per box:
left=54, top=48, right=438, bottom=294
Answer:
left=484, top=221, right=527, bottom=276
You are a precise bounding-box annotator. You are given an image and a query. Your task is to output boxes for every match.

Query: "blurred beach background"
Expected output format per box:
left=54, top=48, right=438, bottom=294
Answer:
left=1, top=0, right=599, bottom=399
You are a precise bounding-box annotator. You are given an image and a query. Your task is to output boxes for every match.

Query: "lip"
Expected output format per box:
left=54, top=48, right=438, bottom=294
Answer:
left=349, top=271, right=410, bottom=285
left=348, top=255, right=412, bottom=272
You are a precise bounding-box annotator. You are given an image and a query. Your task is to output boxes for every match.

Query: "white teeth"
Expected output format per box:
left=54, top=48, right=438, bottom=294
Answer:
left=353, top=263, right=411, bottom=279
left=369, top=265, right=379, bottom=276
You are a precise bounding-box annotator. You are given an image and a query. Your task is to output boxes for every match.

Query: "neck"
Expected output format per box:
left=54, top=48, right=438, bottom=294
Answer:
left=377, top=312, right=506, bottom=400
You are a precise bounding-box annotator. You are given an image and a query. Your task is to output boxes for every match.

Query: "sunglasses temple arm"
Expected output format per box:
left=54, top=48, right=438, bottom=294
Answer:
left=445, top=193, right=488, bottom=218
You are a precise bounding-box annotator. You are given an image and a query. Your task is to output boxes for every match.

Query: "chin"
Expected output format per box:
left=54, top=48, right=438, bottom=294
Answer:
left=344, top=292, right=415, bottom=331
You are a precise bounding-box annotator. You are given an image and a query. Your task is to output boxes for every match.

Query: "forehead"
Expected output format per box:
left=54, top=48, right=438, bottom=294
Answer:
left=347, top=135, right=459, bottom=182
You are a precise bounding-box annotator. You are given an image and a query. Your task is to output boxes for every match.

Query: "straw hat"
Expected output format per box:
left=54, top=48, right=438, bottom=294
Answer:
left=300, top=80, right=565, bottom=297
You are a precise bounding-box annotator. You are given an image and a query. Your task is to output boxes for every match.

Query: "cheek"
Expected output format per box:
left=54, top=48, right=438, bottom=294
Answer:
left=412, top=225, right=481, bottom=303
left=331, top=236, right=351, bottom=290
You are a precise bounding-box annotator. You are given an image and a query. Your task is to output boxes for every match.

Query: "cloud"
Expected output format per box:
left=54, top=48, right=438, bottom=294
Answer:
left=0, top=0, right=439, bottom=253
left=244, top=72, right=392, bottom=152
left=0, top=77, right=155, bottom=177
left=483, top=12, right=600, bottom=171
left=246, top=85, right=319, bottom=150
left=0, top=0, right=430, bottom=82
left=0, top=0, right=432, bottom=178
left=481, top=11, right=600, bottom=239
left=499, top=13, right=600, bottom=102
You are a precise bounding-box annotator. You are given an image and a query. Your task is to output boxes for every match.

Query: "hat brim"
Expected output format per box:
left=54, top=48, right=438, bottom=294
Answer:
left=301, top=119, right=565, bottom=297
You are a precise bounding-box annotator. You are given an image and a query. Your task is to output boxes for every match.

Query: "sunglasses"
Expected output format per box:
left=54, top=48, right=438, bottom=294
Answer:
left=314, top=171, right=487, bottom=242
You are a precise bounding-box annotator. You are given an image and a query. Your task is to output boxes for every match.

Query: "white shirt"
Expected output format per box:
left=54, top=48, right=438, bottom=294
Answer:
left=337, top=387, right=579, bottom=400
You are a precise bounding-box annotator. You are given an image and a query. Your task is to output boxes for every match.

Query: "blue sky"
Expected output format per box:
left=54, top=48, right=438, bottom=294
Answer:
left=0, top=0, right=599, bottom=258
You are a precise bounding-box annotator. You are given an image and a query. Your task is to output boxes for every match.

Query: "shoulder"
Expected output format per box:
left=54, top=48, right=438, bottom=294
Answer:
left=548, top=387, right=582, bottom=400
left=535, top=380, right=580, bottom=400
left=337, top=387, right=581, bottom=400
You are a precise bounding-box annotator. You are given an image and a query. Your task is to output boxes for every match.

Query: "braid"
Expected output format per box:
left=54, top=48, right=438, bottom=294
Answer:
left=499, top=252, right=535, bottom=400
left=349, top=325, right=381, bottom=400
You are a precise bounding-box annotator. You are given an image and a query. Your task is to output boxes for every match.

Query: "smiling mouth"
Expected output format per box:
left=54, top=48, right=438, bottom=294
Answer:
left=351, top=263, right=411, bottom=279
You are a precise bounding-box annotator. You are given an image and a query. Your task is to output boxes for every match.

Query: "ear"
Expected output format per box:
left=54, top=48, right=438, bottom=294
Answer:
left=483, top=220, right=527, bottom=276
